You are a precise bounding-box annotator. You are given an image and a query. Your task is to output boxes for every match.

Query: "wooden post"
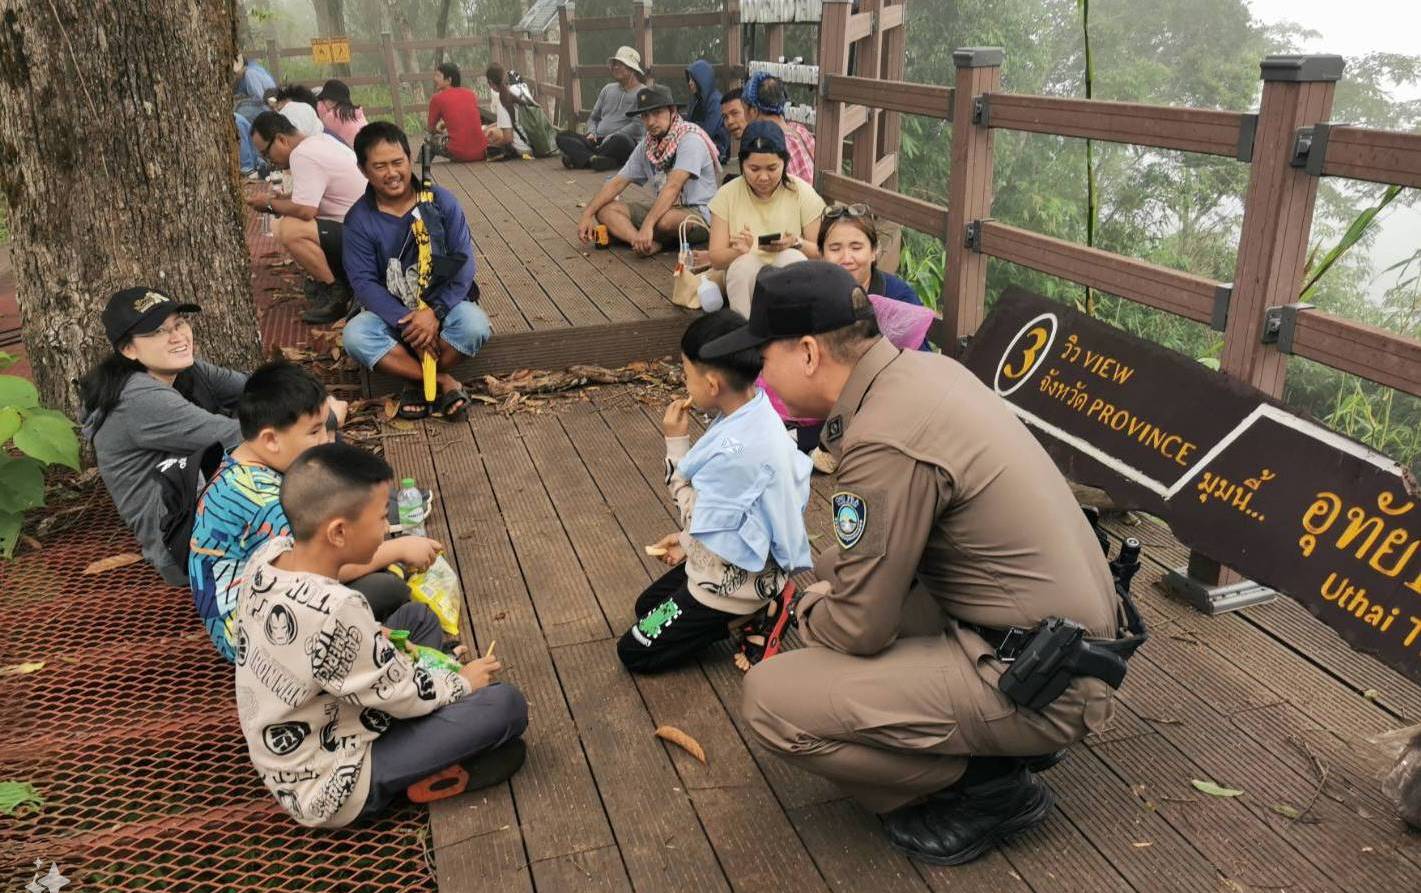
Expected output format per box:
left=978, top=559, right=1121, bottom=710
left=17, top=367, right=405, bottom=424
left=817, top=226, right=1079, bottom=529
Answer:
left=560, top=2, right=582, bottom=128
left=1221, top=55, right=1344, bottom=396
left=523, top=30, right=536, bottom=83
left=813, top=0, right=852, bottom=185
left=766, top=24, right=785, bottom=63
left=723, top=0, right=741, bottom=70
left=633, top=0, right=653, bottom=83
left=940, top=48, right=1002, bottom=351
left=265, top=38, right=283, bottom=87
left=879, top=0, right=907, bottom=189
left=849, top=0, right=883, bottom=183
left=1168, top=54, right=1343, bottom=612
left=381, top=31, right=405, bottom=128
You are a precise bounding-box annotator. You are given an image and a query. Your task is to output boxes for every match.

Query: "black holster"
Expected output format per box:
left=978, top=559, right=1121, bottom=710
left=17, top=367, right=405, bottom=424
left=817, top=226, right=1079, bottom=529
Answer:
left=997, top=618, right=1143, bottom=711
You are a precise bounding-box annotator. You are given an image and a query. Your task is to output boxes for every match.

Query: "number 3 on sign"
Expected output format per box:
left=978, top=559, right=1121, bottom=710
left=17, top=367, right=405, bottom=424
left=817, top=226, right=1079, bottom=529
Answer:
left=993, top=313, right=1058, bottom=397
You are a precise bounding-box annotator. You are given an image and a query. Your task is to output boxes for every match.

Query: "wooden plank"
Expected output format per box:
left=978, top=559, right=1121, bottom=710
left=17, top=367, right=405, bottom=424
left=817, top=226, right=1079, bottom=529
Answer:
left=976, top=221, right=1221, bottom=324
left=1115, top=651, right=1421, bottom=883
left=786, top=800, right=931, bottom=892
left=554, top=638, right=732, bottom=891
left=648, top=10, right=725, bottom=28
left=504, top=159, right=687, bottom=304
left=492, top=160, right=680, bottom=319
left=845, top=10, right=873, bottom=43
left=1287, top=308, right=1421, bottom=398
left=986, top=95, right=1247, bottom=158
left=440, top=164, right=622, bottom=328
left=536, top=406, right=832, bottom=891
left=819, top=172, right=949, bottom=237
left=839, top=103, right=869, bottom=140
left=1318, top=125, right=1421, bottom=189
left=436, top=163, right=571, bottom=331
left=527, top=847, right=630, bottom=891
left=1046, top=745, right=1223, bottom=892
left=822, top=75, right=953, bottom=120
left=382, top=430, right=534, bottom=893
left=572, top=15, right=634, bottom=33
left=812, top=0, right=851, bottom=181
left=455, top=162, right=651, bottom=324
left=417, top=418, right=628, bottom=881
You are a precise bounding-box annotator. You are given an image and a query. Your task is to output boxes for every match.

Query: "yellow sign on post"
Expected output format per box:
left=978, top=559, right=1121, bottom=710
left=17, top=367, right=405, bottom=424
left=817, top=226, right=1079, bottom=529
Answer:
left=311, top=38, right=333, bottom=64
left=331, top=37, right=352, bottom=64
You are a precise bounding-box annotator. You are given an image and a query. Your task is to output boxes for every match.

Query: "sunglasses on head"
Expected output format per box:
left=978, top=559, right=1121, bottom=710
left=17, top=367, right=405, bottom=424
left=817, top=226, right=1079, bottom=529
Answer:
left=822, top=203, right=874, bottom=223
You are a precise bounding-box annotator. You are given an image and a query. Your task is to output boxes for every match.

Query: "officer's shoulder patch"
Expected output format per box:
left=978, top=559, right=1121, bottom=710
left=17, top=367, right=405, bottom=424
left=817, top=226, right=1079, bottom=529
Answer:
left=825, top=416, right=845, bottom=443
left=832, top=491, right=868, bottom=550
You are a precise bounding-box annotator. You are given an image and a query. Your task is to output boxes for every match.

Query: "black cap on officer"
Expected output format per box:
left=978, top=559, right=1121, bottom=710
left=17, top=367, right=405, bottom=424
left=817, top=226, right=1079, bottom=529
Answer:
left=101, top=287, right=201, bottom=346
left=700, top=261, right=867, bottom=358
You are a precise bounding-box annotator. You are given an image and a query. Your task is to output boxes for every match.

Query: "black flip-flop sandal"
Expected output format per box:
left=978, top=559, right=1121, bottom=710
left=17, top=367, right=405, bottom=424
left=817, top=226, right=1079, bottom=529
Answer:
left=396, top=385, right=432, bottom=421
left=436, top=387, right=471, bottom=422
left=735, top=580, right=798, bottom=669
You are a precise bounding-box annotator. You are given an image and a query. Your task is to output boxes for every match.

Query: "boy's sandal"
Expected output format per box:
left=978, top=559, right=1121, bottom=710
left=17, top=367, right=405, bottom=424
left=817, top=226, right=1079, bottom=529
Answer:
left=436, top=387, right=471, bottom=422
left=734, top=580, right=798, bottom=670
left=396, top=385, right=432, bottom=420
left=406, top=738, right=527, bottom=804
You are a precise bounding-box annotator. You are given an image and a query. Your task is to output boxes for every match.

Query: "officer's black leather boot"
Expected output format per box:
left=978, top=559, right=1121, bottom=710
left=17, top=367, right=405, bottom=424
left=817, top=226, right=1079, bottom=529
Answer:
left=881, top=763, right=1054, bottom=865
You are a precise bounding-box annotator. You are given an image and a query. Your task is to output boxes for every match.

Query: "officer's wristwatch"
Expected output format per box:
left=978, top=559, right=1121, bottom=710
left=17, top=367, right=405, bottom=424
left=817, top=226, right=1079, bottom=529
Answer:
left=431, top=302, right=450, bottom=322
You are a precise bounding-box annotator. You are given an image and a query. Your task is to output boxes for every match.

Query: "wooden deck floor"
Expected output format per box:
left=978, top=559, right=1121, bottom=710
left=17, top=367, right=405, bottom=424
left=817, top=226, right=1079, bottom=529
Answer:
left=382, top=385, right=1421, bottom=893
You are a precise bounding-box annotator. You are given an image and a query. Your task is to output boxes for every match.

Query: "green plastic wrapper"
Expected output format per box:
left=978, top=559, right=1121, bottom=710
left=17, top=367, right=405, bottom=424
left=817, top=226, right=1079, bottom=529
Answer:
left=387, top=628, right=463, bottom=673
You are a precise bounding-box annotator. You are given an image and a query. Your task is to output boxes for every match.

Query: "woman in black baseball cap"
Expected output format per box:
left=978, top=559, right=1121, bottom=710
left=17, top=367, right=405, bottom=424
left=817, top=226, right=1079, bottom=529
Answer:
left=79, top=287, right=250, bottom=586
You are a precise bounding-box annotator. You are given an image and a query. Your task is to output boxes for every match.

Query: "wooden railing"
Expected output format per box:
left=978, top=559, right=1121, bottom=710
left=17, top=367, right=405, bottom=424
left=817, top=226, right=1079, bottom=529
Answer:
left=488, top=0, right=745, bottom=128
left=242, top=33, right=490, bottom=124
left=812, top=34, right=1421, bottom=593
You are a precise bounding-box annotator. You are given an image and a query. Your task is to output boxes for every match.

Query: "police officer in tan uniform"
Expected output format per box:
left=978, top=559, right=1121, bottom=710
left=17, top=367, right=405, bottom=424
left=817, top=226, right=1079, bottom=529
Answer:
left=702, top=262, right=1140, bottom=865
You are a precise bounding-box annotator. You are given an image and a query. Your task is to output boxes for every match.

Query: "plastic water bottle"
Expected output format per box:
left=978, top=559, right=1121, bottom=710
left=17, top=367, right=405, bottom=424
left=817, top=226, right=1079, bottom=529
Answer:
left=397, top=478, right=427, bottom=537
left=698, top=276, right=725, bottom=313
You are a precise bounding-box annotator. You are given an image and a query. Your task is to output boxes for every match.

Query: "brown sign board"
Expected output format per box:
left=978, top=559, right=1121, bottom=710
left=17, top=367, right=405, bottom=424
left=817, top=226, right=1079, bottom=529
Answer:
left=962, top=288, right=1421, bottom=685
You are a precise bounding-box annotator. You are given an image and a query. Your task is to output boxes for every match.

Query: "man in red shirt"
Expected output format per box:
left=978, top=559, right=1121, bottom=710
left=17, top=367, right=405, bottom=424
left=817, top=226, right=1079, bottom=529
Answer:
left=427, top=62, right=488, bottom=162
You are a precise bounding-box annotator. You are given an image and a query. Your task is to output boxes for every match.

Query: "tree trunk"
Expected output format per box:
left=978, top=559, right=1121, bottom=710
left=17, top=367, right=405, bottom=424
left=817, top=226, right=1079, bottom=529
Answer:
left=385, top=0, right=425, bottom=109
left=313, top=0, right=351, bottom=77
left=0, top=0, right=263, bottom=416
left=433, top=0, right=454, bottom=67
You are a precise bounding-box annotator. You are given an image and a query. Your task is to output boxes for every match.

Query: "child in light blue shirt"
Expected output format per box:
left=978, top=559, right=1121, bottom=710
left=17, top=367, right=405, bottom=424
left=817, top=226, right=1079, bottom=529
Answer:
left=618, top=311, right=812, bottom=674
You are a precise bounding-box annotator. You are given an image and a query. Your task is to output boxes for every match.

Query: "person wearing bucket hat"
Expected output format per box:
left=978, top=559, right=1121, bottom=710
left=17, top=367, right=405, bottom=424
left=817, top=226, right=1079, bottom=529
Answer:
left=79, top=288, right=249, bottom=586
left=555, top=46, right=647, bottom=170
left=722, top=261, right=1135, bottom=867
left=577, top=83, right=721, bottom=257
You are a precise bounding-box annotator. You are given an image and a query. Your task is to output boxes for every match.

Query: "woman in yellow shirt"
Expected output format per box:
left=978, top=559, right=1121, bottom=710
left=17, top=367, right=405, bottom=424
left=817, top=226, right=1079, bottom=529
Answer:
left=706, top=121, right=826, bottom=315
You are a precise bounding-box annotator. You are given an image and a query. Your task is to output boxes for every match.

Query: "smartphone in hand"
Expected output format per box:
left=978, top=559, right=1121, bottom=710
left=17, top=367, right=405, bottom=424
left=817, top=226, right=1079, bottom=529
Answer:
left=758, top=232, right=783, bottom=246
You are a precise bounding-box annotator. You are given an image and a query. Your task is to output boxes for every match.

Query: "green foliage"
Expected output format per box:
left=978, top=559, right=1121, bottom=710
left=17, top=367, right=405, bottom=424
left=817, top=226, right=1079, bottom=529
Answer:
left=893, top=0, right=1421, bottom=472
left=0, top=352, right=79, bottom=558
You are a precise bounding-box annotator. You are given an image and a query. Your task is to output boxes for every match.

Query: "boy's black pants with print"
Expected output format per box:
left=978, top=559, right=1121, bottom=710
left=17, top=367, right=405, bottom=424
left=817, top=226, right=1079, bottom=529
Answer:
left=358, top=602, right=529, bottom=819
left=617, top=564, right=745, bottom=674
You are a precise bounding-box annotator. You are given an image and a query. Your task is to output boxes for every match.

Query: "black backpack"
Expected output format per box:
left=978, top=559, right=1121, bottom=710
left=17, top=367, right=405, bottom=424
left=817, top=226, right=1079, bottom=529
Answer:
left=153, top=441, right=226, bottom=571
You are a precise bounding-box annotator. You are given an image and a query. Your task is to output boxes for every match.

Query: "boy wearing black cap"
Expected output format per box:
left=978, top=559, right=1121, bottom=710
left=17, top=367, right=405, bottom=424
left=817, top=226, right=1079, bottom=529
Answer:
left=577, top=84, right=721, bottom=257
left=716, top=262, right=1126, bottom=867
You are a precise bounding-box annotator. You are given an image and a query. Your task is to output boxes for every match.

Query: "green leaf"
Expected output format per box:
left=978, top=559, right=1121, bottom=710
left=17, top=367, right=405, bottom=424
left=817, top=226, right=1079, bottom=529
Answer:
left=0, top=458, right=45, bottom=514
left=13, top=413, right=79, bottom=470
left=0, top=407, right=19, bottom=444
left=0, top=511, right=19, bottom=559
left=1191, top=779, right=1245, bottom=798
left=0, top=781, right=43, bottom=816
left=0, top=351, right=15, bottom=371
left=1271, top=803, right=1302, bottom=819
left=1198, top=357, right=1221, bottom=371
left=0, top=375, right=38, bottom=410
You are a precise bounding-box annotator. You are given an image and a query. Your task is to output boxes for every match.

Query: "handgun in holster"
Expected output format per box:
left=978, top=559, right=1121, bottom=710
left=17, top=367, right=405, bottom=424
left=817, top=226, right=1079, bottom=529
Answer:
left=997, top=617, right=1143, bottom=712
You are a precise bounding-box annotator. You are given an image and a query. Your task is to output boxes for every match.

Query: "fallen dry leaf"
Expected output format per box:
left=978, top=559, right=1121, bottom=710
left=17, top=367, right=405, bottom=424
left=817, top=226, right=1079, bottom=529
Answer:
left=384, top=398, right=399, bottom=420
left=83, top=553, right=143, bottom=575
left=1132, top=841, right=1153, bottom=848
left=19, top=535, right=42, bottom=553
left=1191, top=779, right=1245, bottom=798
left=1271, top=803, right=1302, bottom=819
left=655, top=725, right=706, bottom=764
left=389, top=420, right=415, bottom=431
left=1362, top=689, right=1382, bottom=701
left=0, top=661, right=45, bottom=677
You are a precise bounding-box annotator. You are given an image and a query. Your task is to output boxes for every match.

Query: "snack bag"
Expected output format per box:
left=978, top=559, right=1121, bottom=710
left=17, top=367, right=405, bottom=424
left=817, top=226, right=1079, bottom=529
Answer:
left=397, top=555, right=462, bottom=637
left=387, top=628, right=464, bottom=674
left=1371, top=723, right=1421, bottom=829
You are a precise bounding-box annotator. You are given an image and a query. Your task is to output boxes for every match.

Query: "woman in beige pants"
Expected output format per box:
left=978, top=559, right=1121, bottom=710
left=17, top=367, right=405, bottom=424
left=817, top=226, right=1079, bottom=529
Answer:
left=705, top=120, right=827, bottom=315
